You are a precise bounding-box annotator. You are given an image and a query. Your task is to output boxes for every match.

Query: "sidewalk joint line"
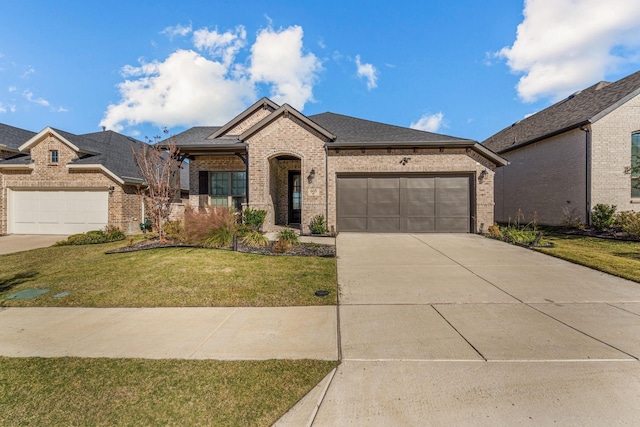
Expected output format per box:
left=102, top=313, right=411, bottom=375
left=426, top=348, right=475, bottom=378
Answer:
left=430, top=304, right=487, bottom=361
left=308, top=367, right=339, bottom=427
left=187, top=308, right=238, bottom=359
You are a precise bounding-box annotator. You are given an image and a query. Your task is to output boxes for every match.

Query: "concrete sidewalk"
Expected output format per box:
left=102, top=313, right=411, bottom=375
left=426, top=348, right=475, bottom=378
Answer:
left=277, top=233, right=640, bottom=426
left=0, top=306, right=338, bottom=360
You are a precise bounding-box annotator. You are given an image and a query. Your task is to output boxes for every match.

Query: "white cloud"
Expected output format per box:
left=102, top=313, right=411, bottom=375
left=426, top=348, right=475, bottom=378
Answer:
left=100, top=49, right=254, bottom=132
left=23, top=90, right=49, bottom=106
left=21, top=66, right=35, bottom=78
left=355, top=55, right=378, bottom=90
left=55, top=106, right=69, bottom=113
left=249, top=25, right=322, bottom=109
left=0, top=103, right=6, bottom=113
left=193, top=26, right=246, bottom=66
left=8, top=86, right=16, bottom=93
left=410, top=112, right=445, bottom=133
left=102, top=24, right=323, bottom=132
left=161, top=23, right=193, bottom=39
left=498, top=0, right=640, bottom=102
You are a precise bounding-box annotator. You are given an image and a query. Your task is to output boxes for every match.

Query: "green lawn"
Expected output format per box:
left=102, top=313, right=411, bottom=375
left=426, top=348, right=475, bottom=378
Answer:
left=0, top=357, right=337, bottom=426
left=537, top=234, right=640, bottom=283
left=0, top=241, right=337, bottom=307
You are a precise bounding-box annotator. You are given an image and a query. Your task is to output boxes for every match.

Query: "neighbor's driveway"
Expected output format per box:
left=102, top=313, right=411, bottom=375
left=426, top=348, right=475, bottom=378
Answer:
left=278, top=233, right=640, bottom=426
left=0, top=234, right=66, bottom=255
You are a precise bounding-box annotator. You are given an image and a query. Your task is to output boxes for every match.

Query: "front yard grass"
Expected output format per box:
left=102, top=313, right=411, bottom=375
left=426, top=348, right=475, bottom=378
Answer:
left=537, top=234, right=640, bottom=283
left=0, top=241, right=337, bottom=307
left=0, top=357, right=337, bottom=426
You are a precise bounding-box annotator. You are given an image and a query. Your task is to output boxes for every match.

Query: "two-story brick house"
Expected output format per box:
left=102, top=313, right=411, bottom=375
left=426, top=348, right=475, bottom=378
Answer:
left=483, top=70, right=640, bottom=226
left=174, top=98, right=507, bottom=234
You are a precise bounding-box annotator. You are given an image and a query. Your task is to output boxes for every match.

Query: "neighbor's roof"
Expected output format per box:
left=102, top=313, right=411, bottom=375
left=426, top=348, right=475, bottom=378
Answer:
left=0, top=123, right=36, bottom=152
left=483, top=70, right=640, bottom=153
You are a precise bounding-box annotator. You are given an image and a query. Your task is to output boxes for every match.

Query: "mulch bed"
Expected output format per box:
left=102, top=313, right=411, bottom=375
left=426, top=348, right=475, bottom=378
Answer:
left=106, top=238, right=335, bottom=257
left=553, top=228, right=640, bottom=242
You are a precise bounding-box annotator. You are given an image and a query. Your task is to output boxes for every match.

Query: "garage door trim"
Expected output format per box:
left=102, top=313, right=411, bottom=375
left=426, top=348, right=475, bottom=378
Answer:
left=336, top=173, right=475, bottom=233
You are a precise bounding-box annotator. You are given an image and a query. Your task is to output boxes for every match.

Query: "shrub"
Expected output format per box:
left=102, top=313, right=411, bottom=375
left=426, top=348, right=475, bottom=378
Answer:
left=487, top=225, right=502, bottom=238
left=278, top=227, right=299, bottom=245
left=241, top=230, right=270, bottom=247
left=55, top=227, right=126, bottom=246
left=591, top=204, right=617, bottom=230
left=309, top=215, right=328, bottom=235
left=615, top=211, right=640, bottom=239
left=242, top=208, right=267, bottom=231
left=183, top=207, right=239, bottom=246
left=163, top=220, right=185, bottom=241
left=561, top=206, right=584, bottom=229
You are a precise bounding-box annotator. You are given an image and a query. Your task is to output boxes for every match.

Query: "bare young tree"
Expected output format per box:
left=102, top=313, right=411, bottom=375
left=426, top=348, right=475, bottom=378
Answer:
left=132, top=129, right=182, bottom=242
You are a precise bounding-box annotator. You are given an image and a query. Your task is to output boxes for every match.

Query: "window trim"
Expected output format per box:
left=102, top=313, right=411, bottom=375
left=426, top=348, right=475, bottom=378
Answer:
left=632, top=132, right=640, bottom=199
left=208, top=170, right=247, bottom=210
left=49, top=150, right=59, bottom=164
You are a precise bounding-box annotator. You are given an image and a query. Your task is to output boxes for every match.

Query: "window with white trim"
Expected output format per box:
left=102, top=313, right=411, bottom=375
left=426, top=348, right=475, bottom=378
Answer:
left=50, top=150, right=59, bottom=164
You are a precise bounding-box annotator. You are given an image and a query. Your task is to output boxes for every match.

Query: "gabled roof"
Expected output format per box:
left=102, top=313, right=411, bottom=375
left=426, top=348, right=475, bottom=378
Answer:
left=483, top=70, right=640, bottom=153
left=208, top=97, right=278, bottom=139
left=240, top=103, right=337, bottom=141
left=0, top=123, right=36, bottom=152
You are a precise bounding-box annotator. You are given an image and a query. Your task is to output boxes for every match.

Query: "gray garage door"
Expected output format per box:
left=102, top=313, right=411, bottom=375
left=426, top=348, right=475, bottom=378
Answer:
left=337, top=175, right=471, bottom=233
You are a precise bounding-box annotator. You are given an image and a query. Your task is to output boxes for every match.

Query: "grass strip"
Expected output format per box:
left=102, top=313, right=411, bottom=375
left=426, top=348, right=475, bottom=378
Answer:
left=0, top=242, right=337, bottom=307
left=0, top=357, right=337, bottom=426
left=537, top=235, right=640, bottom=283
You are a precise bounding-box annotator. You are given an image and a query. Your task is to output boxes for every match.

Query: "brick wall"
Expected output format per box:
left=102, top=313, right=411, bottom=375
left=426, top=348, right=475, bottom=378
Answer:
left=0, top=134, right=142, bottom=234
left=495, top=129, right=587, bottom=226
left=224, top=106, right=275, bottom=135
left=187, top=155, right=246, bottom=209
left=327, top=148, right=496, bottom=232
left=591, top=94, right=640, bottom=213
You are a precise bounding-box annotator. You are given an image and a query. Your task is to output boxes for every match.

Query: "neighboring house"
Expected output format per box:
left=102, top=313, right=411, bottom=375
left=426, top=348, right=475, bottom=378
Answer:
left=0, top=125, right=149, bottom=235
left=483, top=70, right=640, bottom=226
left=173, top=97, right=507, bottom=234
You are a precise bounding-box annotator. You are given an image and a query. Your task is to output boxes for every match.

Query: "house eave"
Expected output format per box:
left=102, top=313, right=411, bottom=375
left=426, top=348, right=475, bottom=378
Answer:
left=20, top=127, right=80, bottom=152
left=496, top=121, right=591, bottom=155
left=326, top=140, right=508, bottom=166
left=0, top=163, right=34, bottom=170
left=65, top=163, right=125, bottom=185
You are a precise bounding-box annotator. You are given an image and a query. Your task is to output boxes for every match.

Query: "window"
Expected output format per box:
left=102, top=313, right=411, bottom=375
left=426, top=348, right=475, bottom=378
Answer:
left=209, top=171, right=246, bottom=210
left=633, top=133, right=640, bottom=198
left=50, top=150, right=59, bottom=164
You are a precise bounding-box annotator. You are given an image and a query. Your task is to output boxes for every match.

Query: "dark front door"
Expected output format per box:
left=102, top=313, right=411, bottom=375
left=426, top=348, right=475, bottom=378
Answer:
left=288, top=170, right=301, bottom=224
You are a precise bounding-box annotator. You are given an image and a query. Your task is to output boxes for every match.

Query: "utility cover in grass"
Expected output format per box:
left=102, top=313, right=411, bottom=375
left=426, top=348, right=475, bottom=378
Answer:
left=5, top=289, right=50, bottom=300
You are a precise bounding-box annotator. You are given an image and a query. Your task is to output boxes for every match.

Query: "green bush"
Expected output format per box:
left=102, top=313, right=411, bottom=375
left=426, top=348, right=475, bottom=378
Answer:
left=591, top=204, right=617, bottom=230
left=309, top=215, right=328, bottom=235
left=615, top=211, right=640, bottom=239
left=278, top=227, right=299, bottom=245
left=56, top=227, right=126, bottom=246
left=242, top=208, right=267, bottom=231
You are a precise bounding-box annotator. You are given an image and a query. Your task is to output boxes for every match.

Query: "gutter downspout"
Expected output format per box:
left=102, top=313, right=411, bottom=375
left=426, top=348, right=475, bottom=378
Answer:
left=580, top=125, right=591, bottom=225
left=325, top=144, right=329, bottom=231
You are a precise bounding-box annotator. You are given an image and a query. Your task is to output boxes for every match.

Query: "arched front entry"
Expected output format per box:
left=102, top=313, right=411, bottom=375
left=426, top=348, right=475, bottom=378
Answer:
left=268, top=153, right=302, bottom=228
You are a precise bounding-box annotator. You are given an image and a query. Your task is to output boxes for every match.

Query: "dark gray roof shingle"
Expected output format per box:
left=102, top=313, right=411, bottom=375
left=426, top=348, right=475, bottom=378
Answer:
left=483, top=70, right=640, bottom=153
left=0, top=123, right=36, bottom=151
left=309, top=112, right=472, bottom=144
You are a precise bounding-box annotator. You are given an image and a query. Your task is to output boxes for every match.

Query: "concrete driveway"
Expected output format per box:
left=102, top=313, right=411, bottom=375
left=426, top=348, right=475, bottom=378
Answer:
left=278, top=233, right=640, bottom=426
left=0, top=234, right=66, bottom=255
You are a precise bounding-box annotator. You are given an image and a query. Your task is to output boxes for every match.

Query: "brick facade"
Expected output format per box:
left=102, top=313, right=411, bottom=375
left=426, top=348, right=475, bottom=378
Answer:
left=0, top=134, right=143, bottom=234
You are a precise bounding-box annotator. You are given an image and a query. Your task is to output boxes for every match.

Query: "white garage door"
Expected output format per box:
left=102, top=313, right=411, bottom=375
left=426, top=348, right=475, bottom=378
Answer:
left=10, top=190, right=109, bottom=235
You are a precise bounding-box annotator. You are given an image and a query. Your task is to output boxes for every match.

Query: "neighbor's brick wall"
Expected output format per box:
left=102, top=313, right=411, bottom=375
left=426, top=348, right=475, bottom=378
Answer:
left=494, top=129, right=587, bottom=226
left=327, top=148, right=496, bottom=233
left=590, top=94, right=640, bottom=213
left=245, top=114, right=329, bottom=232
left=0, top=134, right=142, bottom=234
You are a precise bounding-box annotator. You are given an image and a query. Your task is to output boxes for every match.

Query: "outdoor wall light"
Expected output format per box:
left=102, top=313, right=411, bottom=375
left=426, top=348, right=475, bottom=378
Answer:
left=108, top=186, right=115, bottom=195
left=400, top=157, right=411, bottom=165
left=307, top=168, right=316, bottom=183
left=479, top=169, right=488, bottom=179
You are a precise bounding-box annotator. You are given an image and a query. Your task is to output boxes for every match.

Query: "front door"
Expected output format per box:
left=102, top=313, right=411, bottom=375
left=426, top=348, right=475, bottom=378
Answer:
left=288, top=170, right=301, bottom=225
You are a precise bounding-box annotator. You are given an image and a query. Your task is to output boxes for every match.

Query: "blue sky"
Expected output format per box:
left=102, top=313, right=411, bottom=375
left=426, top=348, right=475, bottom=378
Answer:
left=1, top=0, right=640, bottom=142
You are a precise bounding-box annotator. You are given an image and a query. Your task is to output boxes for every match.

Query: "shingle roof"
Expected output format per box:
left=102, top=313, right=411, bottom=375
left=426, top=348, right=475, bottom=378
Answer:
left=173, top=126, right=224, bottom=146
left=309, top=112, right=472, bottom=144
left=0, top=123, right=36, bottom=151
left=483, top=70, right=640, bottom=153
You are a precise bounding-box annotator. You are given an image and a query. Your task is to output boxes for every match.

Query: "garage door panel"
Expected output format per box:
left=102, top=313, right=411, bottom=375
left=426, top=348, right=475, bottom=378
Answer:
left=11, top=190, right=108, bottom=235
left=337, top=175, right=471, bottom=233
left=370, top=217, right=401, bottom=233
